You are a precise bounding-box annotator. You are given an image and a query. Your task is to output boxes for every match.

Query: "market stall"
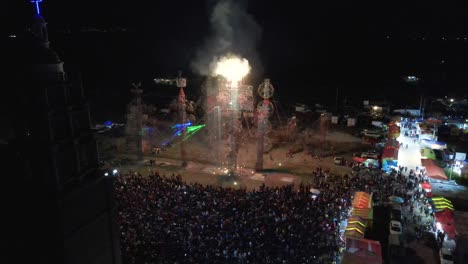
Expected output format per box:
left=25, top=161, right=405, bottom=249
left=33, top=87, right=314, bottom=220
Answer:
left=421, top=159, right=448, bottom=181
left=381, top=146, right=399, bottom=171
left=351, top=192, right=373, bottom=227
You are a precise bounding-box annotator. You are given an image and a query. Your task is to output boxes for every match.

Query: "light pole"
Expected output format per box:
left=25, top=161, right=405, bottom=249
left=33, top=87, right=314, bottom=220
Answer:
left=449, top=148, right=456, bottom=181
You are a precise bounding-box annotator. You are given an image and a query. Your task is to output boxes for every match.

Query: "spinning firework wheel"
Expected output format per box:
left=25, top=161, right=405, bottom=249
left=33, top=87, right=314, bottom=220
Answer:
left=258, top=79, right=274, bottom=99
left=257, top=100, right=274, bottom=117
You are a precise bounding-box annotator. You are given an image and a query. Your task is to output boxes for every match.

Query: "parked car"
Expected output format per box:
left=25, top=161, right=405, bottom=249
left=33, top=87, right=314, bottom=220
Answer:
left=389, top=220, right=403, bottom=235
left=363, top=131, right=382, bottom=138
left=439, top=247, right=454, bottom=264
left=334, top=157, right=344, bottom=165
left=361, top=151, right=379, bottom=159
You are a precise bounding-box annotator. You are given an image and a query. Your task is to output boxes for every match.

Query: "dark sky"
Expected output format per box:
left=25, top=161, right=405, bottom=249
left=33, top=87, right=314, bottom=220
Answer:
left=5, top=0, right=468, bottom=109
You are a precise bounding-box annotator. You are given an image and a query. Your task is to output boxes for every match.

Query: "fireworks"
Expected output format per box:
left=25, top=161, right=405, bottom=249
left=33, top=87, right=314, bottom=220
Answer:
left=214, top=55, right=251, bottom=87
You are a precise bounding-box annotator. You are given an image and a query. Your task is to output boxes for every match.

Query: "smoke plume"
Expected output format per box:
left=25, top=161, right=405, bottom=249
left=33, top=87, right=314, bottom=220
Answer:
left=191, top=0, right=262, bottom=78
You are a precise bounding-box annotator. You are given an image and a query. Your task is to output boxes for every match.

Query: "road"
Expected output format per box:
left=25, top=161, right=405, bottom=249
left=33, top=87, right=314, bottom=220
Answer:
left=397, top=123, right=422, bottom=173
left=395, top=121, right=438, bottom=264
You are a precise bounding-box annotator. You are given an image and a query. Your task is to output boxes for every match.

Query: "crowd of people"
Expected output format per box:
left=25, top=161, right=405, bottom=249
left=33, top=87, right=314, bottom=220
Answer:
left=115, top=161, right=428, bottom=264
left=115, top=168, right=375, bottom=264
left=115, top=115, right=440, bottom=263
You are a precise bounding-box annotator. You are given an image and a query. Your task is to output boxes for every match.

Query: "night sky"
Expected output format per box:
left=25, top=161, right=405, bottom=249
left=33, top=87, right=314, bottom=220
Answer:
left=5, top=1, right=468, bottom=118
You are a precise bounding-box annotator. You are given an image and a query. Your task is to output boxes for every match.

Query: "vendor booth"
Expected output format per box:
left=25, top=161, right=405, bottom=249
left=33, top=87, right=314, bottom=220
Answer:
left=381, top=146, right=399, bottom=171
left=388, top=123, right=400, bottom=140
left=342, top=237, right=382, bottom=264
left=351, top=192, right=373, bottom=227
left=421, top=159, right=448, bottom=181
left=344, top=216, right=367, bottom=239
left=420, top=181, right=432, bottom=197
left=420, top=139, right=447, bottom=150
left=435, top=208, right=457, bottom=240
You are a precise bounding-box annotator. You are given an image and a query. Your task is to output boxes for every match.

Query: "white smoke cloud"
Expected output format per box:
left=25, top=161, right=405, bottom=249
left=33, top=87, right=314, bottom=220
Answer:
left=191, top=0, right=262, bottom=77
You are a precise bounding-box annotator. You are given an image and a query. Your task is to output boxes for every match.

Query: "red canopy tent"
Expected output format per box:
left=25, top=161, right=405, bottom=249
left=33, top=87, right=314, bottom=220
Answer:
left=420, top=181, right=432, bottom=197
left=421, top=159, right=448, bottom=180
left=343, top=237, right=382, bottom=264
left=440, top=222, right=457, bottom=239
left=353, top=157, right=367, bottom=163
left=421, top=182, right=431, bottom=191
left=352, top=192, right=372, bottom=209
left=435, top=209, right=454, bottom=222
left=435, top=209, right=457, bottom=239
left=388, top=124, right=400, bottom=139
left=382, top=146, right=398, bottom=160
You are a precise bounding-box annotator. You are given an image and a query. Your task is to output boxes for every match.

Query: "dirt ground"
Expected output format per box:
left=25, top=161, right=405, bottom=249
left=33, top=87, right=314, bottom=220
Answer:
left=100, top=124, right=367, bottom=190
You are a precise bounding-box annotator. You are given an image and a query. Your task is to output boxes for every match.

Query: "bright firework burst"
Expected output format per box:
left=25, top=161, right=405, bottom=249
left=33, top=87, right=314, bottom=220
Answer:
left=214, top=55, right=251, bottom=88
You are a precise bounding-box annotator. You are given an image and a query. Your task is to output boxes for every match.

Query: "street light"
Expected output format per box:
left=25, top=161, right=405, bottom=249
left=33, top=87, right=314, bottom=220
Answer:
left=450, top=98, right=454, bottom=103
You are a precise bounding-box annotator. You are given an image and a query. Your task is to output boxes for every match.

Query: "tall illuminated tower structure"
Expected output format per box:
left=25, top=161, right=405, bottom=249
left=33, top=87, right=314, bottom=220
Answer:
left=2, top=1, right=122, bottom=263
left=255, top=79, right=274, bottom=171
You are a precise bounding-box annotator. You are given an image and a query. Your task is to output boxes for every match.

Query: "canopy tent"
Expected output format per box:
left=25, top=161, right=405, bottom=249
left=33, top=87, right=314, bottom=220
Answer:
left=351, top=192, right=373, bottom=223
left=430, top=197, right=455, bottom=211
left=345, top=222, right=366, bottom=239
left=421, top=159, right=448, bottom=180
left=352, top=208, right=373, bottom=220
left=348, top=215, right=366, bottom=224
left=343, top=237, right=382, bottom=264
left=420, top=181, right=432, bottom=197
left=435, top=209, right=457, bottom=239
left=353, top=157, right=367, bottom=163
left=435, top=209, right=454, bottom=223
left=388, top=124, right=400, bottom=139
left=388, top=196, right=404, bottom=204
left=420, top=139, right=447, bottom=150
left=382, top=146, right=399, bottom=160
left=440, top=222, right=457, bottom=240
left=421, top=182, right=431, bottom=191
left=352, top=192, right=372, bottom=209
left=385, top=139, right=400, bottom=148
left=382, top=146, right=399, bottom=171
left=420, top=148, right=436, bottom=160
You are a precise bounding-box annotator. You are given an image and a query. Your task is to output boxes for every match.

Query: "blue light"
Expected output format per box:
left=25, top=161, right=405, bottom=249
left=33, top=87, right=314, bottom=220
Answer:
left=30, top=0, right=43, bottom=15
left=104, top=120, right=113, bottom=128
left=171, top=122, right=191, bottom=129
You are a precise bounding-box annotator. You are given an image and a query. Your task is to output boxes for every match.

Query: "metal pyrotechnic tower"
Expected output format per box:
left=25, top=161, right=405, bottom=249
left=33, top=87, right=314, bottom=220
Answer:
left=154, top=73, right=188, bottom=167
left=126, top=82, right=144, bottom=161
left=176, top=75, right=188, bottom=167
left=255, top=79, right=274, bottom=171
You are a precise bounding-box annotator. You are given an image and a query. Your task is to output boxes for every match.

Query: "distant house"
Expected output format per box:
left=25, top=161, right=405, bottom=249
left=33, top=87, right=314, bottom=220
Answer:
left=393, top=109, right=421, bottom=116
